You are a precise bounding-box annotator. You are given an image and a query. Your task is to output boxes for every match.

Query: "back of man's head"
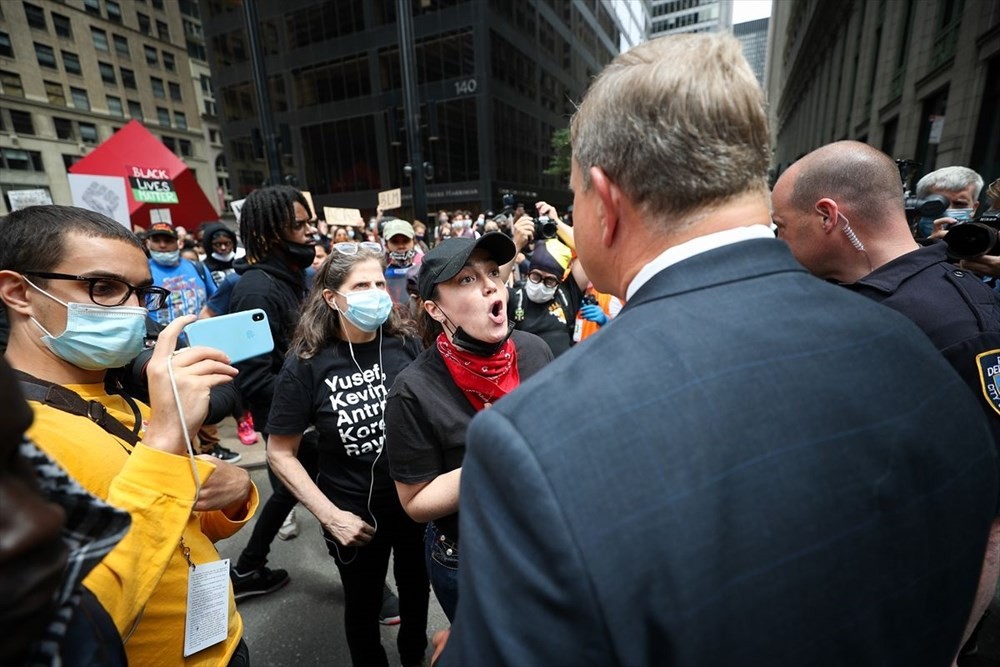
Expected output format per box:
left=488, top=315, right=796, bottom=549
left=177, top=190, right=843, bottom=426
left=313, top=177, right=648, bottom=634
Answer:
left=239, top=185, right=311, bottom=263
left=0, top=205, right=142, bottom=274
left=570, top=33, right=769, bottom=224
left=789, top=141, right=905, bottom=221
left=915, top=166, right=984, bottom=200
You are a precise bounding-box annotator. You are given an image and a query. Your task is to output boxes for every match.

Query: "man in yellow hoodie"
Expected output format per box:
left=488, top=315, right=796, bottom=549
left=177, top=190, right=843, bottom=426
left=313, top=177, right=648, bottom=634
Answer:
left=0, top=205, right=258, bottom=666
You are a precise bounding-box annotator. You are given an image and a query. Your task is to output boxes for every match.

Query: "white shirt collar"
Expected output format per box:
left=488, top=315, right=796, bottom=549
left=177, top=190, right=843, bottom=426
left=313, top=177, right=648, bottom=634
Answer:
left=625, top=225, right=775, bottom=301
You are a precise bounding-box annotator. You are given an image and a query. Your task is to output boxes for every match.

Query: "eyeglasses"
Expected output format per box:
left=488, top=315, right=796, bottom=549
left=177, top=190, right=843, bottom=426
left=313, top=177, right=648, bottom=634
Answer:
left=333, top=242, right=383, bottom=255
left=23, top=271, right=171, bottom=311
left=527, top=271, right=560, bottom=289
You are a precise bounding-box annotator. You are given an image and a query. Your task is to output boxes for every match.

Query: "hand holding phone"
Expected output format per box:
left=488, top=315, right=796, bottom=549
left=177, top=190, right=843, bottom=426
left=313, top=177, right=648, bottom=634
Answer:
left=184, top=309, right=274, bottom=364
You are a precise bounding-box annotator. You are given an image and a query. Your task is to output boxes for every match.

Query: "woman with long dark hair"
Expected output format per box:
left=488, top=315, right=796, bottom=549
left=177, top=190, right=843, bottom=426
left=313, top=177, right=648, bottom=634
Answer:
left=265, top=242, right=429, bottom=667
left=385, top=234, right=553, bottom=621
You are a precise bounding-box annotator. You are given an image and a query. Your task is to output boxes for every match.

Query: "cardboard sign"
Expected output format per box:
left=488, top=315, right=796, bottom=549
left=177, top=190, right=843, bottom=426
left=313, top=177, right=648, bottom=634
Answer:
left=230, top=198, right=246, bottom=221
left=378, top=188, right=402, bottom=210
left=68, top=174, right=131, bottom=228
left=324, top=207, right=362, bottom=225
left=7, top=188, right=53, bottom=211
left=301, top=190, right=317, bottom=220
left=128, top=165, right=178, bottom=204
left=150, top=208, right=172, bottom=225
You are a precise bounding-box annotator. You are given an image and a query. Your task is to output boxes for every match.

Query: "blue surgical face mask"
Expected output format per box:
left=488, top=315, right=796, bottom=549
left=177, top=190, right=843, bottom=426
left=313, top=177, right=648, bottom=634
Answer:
left=333, top=288, right=393, bottom=332
left=945, top=208, right=974, bottom=222
left=150, top=250, right=181, bottom=267
left=26, top=280, right=147, bottom=371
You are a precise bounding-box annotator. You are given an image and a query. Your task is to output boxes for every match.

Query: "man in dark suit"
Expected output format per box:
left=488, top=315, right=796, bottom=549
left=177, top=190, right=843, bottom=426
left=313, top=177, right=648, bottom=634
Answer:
left=433, top=34, right=999, bottom=666
left=771, top=140, right=1000, bottom=661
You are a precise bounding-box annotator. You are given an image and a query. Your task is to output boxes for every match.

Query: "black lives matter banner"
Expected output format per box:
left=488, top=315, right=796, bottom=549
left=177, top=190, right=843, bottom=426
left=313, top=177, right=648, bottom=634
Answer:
left=129, top=166, right=178, bottom=204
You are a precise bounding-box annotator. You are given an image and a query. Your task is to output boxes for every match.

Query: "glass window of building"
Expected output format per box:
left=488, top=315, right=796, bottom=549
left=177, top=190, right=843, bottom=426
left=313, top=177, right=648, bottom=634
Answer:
left=175, top=111, right=187, bottom=130
left=107, top=95, right=124, bottom=117
left=24, top=3, right=47, bottom=31
left=187, top=39, right=206, bottom=61
left=300, top=115, right=381, bottom=193
left=70, top=87, right=90, bottom=111
left=157, top=107, right=170, bottom=127
left=10, top=110, right=34, bottom=135
left=179, top=139, right=192, bottom=156
left=162, top=135, right=176, bottom=151
left=106, top=1, right=122, bottom=23
left=200, top=74, right=212, bottom=94
left=79, top=122, right=98, bottom=144
left=285, top=1, right=365, bottom=49
left=63, top=154, right=82, bottom=170
left=121, top=67, right=136, bottom=89
left=162, top=51, right=175, bottom=71
left=151, top=77, right=165, bottom=98
left=0, top=31, right=12, bottom=57
left=113, top=34, right=129, bottom=57
left=83, top=0, right=101, bottom=16
left=144, top=45, right=158, bottom=65
left=99, top=61, right=116, bottom=84
left=156, top=20, right=169, bottom=40
left=53, top=117, right=74, bottom=140
left=2, top=149, right=44, bottom=171
left=1, top=72, right=24, bottom=98
left=169, top=81, right=181, bottom=101
left=128, top=99, right=142, bottom=119
left=44, top=80, right=65, bottom=105
left=138, top=12, right=151, bottom=34
left=152, top=0, right=165, bottom=9
left=52, top=13, right=72, bottom=38
left=35, top=43, right=57, bottom=69
left=62, top=50, right=81, bottom=75
left=92, top=27, right=109, bottom=51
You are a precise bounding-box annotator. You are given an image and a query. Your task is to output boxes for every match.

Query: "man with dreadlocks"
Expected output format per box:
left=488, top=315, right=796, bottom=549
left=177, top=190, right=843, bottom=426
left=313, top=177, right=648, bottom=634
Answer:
left=228, top=185, right=317, bottom=599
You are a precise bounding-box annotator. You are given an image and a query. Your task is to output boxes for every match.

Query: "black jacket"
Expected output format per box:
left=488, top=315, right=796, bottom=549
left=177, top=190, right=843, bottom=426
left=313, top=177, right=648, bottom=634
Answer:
left=229, top=255, right=308, bottom=430
left=200, top=222, right=237, bottom=287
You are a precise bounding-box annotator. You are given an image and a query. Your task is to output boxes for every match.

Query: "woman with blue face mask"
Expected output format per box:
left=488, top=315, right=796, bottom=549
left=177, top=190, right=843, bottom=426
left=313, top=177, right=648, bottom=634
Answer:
left=264, top=243, right=429, bottom=667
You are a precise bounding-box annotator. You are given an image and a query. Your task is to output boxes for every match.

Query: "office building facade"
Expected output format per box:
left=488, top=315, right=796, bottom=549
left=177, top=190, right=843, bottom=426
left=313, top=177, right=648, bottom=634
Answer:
left=202, top=0, right=647, bottom=221
left=0, top=0, right=228, bottom=217
left=733, top=16, right=768, bottom=87
left=649, top=0, right=732, bottom=38
left=767, top=0, right=1000, bottom=187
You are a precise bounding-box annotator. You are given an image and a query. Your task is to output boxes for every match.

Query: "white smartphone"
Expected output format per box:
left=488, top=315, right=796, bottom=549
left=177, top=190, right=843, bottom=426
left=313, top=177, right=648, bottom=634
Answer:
left=183, top=309, right=274, bottom=363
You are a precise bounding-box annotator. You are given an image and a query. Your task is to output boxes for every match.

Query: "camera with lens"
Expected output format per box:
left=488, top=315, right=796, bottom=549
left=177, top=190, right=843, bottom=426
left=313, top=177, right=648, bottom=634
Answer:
left=943, top=209, right=1000, bottom=259
left=500, top=193, right=558, bottom=240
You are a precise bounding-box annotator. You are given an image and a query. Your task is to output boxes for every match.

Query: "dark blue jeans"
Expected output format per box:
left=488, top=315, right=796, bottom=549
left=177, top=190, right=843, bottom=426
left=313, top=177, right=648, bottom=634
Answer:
left=425, top=521, right=458, bottom=622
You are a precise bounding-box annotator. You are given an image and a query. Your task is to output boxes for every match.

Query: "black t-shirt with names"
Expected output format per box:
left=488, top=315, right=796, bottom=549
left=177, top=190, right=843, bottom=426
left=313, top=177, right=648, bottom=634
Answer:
left=384, top=329, right=553, bottom=538
left=267, top=334, right=421, bottom=519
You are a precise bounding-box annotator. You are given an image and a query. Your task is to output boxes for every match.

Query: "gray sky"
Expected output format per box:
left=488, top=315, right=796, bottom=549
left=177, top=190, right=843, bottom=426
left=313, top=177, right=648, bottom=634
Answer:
left=732, top=0, right=772, bottom=24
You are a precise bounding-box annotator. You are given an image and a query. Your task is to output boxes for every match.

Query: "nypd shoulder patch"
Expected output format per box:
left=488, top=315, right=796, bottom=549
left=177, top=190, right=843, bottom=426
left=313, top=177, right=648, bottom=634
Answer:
left=975, top=349, right=1000, bottom=416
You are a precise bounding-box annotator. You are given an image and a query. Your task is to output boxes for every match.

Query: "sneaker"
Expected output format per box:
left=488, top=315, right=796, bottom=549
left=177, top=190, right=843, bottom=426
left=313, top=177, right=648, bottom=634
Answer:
left=207, top=443, right=242, bottom=464
left=230, top=565, right=290, bottom=601
left=236, top=413, right=258, bottom=446
left=379, top=583, right=401, bottom=626
left=277, top=508, right=299, bottom=541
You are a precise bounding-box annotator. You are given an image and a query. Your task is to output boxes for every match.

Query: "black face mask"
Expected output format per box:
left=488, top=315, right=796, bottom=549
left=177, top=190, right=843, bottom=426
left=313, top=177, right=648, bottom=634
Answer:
left=452, top=321, right=515, bottom=357
left=283, top=240, right=316, bottom=269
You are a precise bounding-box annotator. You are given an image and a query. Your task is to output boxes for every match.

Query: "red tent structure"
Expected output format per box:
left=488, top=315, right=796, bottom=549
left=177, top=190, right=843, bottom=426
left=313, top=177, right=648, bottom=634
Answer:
left=69, top=119, right=219, bottom=229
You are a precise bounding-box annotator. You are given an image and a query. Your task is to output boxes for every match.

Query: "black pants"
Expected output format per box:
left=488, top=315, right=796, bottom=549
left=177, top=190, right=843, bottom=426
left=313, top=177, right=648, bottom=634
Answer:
left=327, top=498, right=429, bottom=667
left=236, top=432, right=318, bottom=572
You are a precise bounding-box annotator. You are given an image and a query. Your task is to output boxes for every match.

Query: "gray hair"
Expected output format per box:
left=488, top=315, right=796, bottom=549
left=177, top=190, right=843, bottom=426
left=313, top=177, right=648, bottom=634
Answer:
left=570, top=33, right=769, bottom=225
left=915, top=166, right=984, bottom=199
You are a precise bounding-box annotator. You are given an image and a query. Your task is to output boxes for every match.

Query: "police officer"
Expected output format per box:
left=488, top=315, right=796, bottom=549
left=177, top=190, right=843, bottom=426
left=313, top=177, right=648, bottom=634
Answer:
left=770, top=140, right=1000, bottom=660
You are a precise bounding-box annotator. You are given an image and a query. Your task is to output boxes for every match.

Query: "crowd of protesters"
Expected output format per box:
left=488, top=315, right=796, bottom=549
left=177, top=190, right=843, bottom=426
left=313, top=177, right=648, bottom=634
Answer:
left=3, top=30, right=1000, bottom=667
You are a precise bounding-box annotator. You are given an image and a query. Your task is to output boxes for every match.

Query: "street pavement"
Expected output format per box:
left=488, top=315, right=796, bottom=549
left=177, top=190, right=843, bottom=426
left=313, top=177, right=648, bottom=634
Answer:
left=217, top=421, right=449, bottom=666
left=217, top=420, right=1000, bottom=666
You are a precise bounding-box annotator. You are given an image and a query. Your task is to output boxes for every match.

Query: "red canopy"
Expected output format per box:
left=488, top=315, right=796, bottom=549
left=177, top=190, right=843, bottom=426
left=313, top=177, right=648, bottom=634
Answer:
left=69, top=119, right=219, bottom=230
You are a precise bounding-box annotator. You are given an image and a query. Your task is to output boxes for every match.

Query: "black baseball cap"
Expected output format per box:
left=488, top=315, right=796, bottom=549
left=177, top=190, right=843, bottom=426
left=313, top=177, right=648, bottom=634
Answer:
left=418, top=233, right=517, bottom=300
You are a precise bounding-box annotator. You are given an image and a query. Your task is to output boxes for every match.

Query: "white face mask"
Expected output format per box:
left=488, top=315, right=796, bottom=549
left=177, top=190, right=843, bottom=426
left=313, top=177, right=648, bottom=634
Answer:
left=524, top=280, right=557, bottom=304
left=211, top=250, right=236, bottom=262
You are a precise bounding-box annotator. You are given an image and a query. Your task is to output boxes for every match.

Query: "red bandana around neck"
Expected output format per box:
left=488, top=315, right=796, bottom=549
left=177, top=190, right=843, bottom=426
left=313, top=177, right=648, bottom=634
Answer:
left=436, top=333, right=520, bottom=411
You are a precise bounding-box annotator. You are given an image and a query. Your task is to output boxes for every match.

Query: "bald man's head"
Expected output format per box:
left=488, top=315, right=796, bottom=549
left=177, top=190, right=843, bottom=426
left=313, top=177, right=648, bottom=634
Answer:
left=788, top=141, right=905, bottom=221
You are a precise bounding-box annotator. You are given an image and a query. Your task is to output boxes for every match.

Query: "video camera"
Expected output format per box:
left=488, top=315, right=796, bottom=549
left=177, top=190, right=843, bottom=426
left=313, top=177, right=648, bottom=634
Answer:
left=500, top=193, right=557, bottom=239
left=896, top=158, right=950, bottom=231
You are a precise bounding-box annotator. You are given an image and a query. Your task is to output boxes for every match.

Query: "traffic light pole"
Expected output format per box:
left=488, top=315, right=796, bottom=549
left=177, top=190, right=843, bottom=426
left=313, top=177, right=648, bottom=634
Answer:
left=397, top=0, right=429, bottom=232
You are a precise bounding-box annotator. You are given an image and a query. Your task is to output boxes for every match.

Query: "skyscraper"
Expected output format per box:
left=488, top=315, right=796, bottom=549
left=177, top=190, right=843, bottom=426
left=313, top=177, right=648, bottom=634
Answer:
left=649, top=0, right=732, bottom=38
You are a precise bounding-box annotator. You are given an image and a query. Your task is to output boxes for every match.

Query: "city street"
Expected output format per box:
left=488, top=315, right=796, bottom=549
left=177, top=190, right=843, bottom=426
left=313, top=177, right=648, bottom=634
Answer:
left=217, top=430, right=448, bottom=666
